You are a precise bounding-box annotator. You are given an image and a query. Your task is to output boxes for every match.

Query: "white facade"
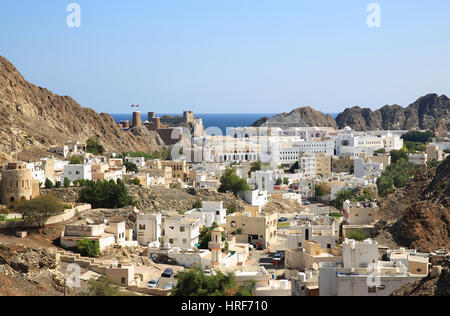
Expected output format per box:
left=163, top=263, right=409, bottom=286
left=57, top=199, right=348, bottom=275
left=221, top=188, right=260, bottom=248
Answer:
left=162, top=214, right=200, bottom=249
left=185, top=201, right=227, bottom=227
left=136, top=213, right=162, bottom=246
left=125, top=157, right=146, bottom=168
left=243, top=190, right=268, bottom=207
left=63, top=164, right=92, bottom=181
left=354, top=158, right=383, bottom=179
left=298, top=152, right=316, bottom=178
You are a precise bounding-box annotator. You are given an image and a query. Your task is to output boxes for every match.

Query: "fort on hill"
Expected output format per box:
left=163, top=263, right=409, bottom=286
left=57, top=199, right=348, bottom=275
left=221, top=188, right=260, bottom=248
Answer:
left=119, top=111, right=204, bottom=146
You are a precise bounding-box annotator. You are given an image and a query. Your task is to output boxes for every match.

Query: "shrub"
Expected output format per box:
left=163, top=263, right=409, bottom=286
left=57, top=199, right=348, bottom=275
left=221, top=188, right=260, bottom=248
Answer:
left=347, top=229, right=369, bottom=241
left=55, top=181, right=62, bottom=188
left=70, top=155, right=84, bottom=165
left=79, top=180, right=134, bottom=209
left=132, top=178, right=141, bottom=185
left=77, top=238, right=100, bottom=257
left=44, top=178, right=54, bottom=189
left=124, top=161, right=138, bottom=173
left=63, top=177, right=71, bottom=188
left=192, top=200, right=202, bottom=209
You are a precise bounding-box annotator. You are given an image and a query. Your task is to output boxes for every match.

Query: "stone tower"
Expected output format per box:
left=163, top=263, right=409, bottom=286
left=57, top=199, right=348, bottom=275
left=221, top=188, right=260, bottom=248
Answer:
left=208, top=222, right=225, bottom=267
left=148, top=112, right=156, bottom=122
left=183, top=111, right=194, bottom=125
left=0, top=161, right=37, bottom=204
left=132, top=111, right=142, bottom=127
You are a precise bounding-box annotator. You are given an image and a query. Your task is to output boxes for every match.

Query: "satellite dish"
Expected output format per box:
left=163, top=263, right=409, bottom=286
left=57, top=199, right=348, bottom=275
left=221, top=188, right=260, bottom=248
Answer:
left=313, top=263, right=319, bottom=271
left=104, top=219, right=109, bottom=225
left=86, top=218, right=94, bottom=225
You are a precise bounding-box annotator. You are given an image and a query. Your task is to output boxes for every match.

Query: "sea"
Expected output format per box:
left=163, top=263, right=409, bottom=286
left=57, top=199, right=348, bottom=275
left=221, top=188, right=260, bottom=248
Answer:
left=110, top=113, right=339, bottom=135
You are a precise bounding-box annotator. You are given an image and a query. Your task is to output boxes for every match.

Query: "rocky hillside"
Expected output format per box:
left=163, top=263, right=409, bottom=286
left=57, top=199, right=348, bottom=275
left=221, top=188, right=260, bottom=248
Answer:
left=374, top=157, right=450, bottom=252
left=0, top=55, right=162, bottom=163
left=252, top=106, right=338, bottom=129
left=252, top=94, right=449, bottom=132
left=391, top=259, right=450, bottom=296
left=335, top=94, right=450, bottom=132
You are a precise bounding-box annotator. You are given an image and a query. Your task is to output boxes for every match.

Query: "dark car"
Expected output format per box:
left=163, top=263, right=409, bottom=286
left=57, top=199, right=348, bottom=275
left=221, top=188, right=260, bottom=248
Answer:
left=278, top=217, right=289, bottom=222
left=256, top=243, right=266, bottom=250
left=272, top=254, right=283, bottom=266
left=276, top=251, right=285, bottom=260
left=161, top=268, right=174, bottom=278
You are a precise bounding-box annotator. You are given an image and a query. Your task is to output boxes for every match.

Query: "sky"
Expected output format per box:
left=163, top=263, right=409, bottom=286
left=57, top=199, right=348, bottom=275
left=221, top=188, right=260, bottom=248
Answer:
left=0, top=0, right=449, bottom=114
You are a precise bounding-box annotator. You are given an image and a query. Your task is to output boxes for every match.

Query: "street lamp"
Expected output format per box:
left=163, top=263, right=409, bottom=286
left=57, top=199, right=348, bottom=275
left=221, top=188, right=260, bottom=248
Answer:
left=273, top=258, right=281, bottom=279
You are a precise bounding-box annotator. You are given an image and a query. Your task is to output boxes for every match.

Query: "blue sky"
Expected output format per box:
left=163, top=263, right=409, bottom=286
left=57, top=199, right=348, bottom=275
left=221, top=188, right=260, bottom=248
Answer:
left=1, top=0, right=449, bottom=114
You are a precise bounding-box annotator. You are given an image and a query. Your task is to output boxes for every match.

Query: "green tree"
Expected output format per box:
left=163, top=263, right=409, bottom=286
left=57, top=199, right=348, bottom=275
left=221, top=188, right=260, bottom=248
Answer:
left=45, top=178, right=54, bottom=189
left=63, top=177, right=71, bottom=188
left=283, top=178, right=290, bottom=185
left=13, top=195, right=68, bottom=228
left=77, top=238, right=100, bottom=257
left=55, top=181, right=62, bottom=188
left=219, top=168, right=251, bottom=196
left=248, top=161, right=262, bottom=176
left=401, top=131, right=434, bottom=144
left=390, top=149, right=409, bottom=164
left=315, top=183, right=329, bottom=197
left=132, top=178, right=141, bottom=185
left=275, top=178, right=283, bottom=185
left=374, top=148, right=386, bottom=154
left=376, top=173, right=394, bottom=197
left=86, top=138, right=105, bottom=155
left=124, top=161, right=138, bottom=173
left=332, top=189, right=354, bottom=209
left=172, top=268, right=253, bottom=297
left=70, top=155, right=84, bottom=165
left=79, top=180, right=134, bottom=209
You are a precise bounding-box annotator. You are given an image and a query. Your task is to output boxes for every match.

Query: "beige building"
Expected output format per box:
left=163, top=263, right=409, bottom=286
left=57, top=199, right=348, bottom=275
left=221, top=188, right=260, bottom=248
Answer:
left=146, top=159, right=187, bottom=182
left=332, top=156, right=354, bottom=173
left=225, top=206, right=277, bottom=247
left=0, top=161, right=40, bottom=204
left=315, top=153, right=332, bottom=177
left=343, top=200, right=379, bottom=225
left=285, top=241, right=343, bottom=278
left=426, top=145, right=444, bottom=162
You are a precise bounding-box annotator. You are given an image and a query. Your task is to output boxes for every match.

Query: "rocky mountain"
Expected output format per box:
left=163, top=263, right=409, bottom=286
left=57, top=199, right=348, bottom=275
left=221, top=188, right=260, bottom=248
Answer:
left=252, top=106, right=338, bottom=129
left=335, top=94, right=450, bottom=132
left=374, top=156, right=450, bottom=252
left=0, top=55, right=163, bottom=163
left=252, top=94, right=450, bottom=132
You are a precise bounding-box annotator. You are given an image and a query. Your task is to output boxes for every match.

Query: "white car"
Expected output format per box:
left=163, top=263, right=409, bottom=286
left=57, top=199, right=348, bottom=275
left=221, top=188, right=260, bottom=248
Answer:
left=147, top=279, right=159, bottom=288
left=204, top=270, right=212, bottom=276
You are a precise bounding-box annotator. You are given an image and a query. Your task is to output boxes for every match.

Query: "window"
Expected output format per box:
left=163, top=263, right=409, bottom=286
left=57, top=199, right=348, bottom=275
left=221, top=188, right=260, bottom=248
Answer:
left=121, top=277, right=126, bottom=285
left=368, top=286, right=376, bottom=293
left=139, top=224, right=145, bottom=230
left=183, top=239, right=187, bottom=244
left=180, top=226, right=185, bottom=232
left=298, top=242, right=302, bottom=247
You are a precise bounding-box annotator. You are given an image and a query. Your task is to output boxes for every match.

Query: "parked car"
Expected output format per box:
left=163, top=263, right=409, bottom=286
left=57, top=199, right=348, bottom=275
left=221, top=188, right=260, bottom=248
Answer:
left=303, top=201, right=310, bottom=205
left=161, top=268, right=174, bottom=278
left=256, top=243, right=266, bottom=250
left=294, top=215, right=300, bottom=220
left=147, top=279, right=159, bottom=288
left=248, top=244, right=255, bottom=251
left=276, top=251, right=285, bottom=260
left=204, top=270, right=212, bottom=276
left=272, top=255, right=282, bottom=266
left=278, top=217, right=288, bottom=222
left=164, top=282, right=175, bottom=290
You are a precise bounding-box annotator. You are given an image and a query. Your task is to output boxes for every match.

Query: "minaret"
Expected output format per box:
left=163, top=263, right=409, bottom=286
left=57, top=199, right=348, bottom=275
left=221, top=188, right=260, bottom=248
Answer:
left=209, top=222, right=225, bottom=267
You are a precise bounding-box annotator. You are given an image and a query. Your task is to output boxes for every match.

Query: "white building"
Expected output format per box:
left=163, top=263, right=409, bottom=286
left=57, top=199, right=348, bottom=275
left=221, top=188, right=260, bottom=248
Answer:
left=136, top=213, right=162, bottom=246
left=298, top=152, right=316, bottom=178
left=319, top=239, right=427, bottom=296
left=243, top=190, right=268, bottom=207
left=161, top=212, right=201, bottom=249
left=125, top=157, right=146, bottom=168
left=63, top=164, right=92, bottom=181
left=185, top=201, right=227, bottom=227
left=354, top=158, right=383, bottom=179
